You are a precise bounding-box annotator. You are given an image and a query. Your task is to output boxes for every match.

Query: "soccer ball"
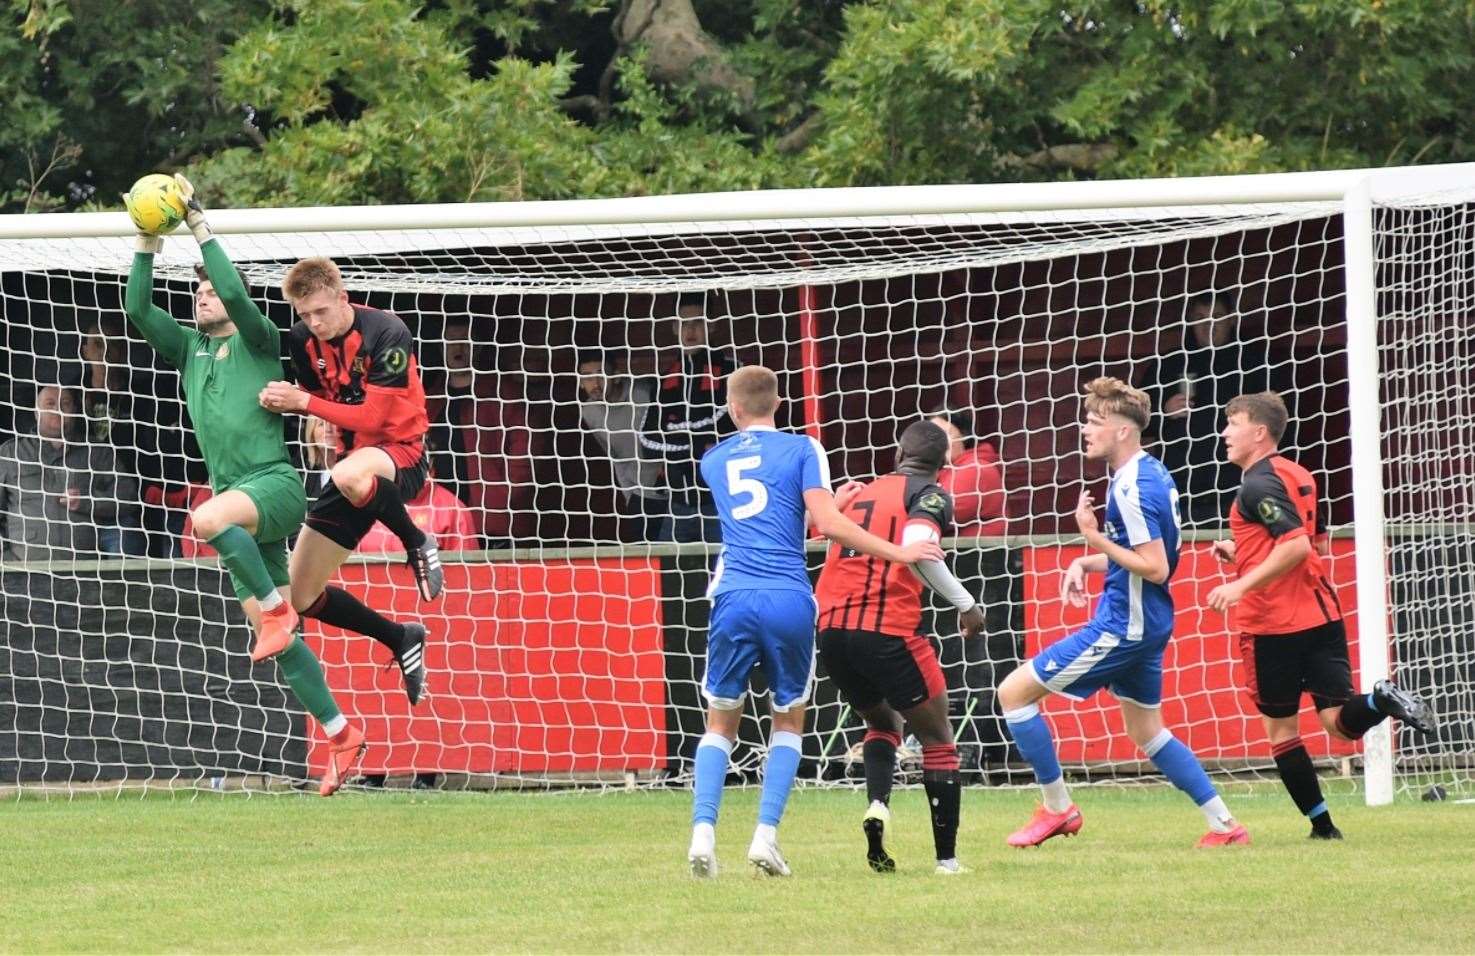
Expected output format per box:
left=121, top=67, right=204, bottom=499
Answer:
left=125, top=174, right=187, bottom=235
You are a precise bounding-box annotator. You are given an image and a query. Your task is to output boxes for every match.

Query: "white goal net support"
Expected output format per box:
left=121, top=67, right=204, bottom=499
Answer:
left=1, top=168, right=1471, bottom=801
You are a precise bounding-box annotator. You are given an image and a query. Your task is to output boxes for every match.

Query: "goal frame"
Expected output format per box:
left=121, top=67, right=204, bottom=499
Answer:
left=6, top=163, right=1475, bottom=803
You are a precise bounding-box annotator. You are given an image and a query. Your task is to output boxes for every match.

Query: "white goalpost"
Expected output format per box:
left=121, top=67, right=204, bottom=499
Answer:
left=0, top=166, right=1471, bottom=802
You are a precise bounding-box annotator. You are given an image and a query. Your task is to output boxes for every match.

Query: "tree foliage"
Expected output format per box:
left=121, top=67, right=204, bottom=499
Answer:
left=5, top=0, right=1475, bottom=213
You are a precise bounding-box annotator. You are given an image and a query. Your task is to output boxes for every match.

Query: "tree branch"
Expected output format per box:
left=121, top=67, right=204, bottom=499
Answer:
left=776, top=112, right=823, bottom=154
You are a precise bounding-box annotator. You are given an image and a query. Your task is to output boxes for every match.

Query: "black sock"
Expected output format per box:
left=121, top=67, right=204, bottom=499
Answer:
left=862, top=731, right=899, bottom=806
left=922, top=768, right=961, bottom=861
left=364, top=476, right=427, bottom=549
left=1272, top=738, right=1335, bottom=831
left=303, top=586, right=407, bottom=655
left=1334, top=694, right=1386, bottom=740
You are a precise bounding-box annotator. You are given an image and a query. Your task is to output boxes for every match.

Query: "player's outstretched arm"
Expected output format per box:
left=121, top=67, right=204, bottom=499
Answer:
left=174, top=175, right=279, bottom=356
left=904, top=533, right=985, bottom=637
left=123, top=237, right=190, bottom=369
left=803, top=487, right=943, bottom=564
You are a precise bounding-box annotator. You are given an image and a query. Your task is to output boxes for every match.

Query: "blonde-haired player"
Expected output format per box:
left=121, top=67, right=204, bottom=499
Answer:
left=994, top=377, right=1249, bottom=848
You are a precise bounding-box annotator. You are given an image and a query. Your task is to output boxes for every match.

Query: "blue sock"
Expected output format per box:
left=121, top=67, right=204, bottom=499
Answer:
left=757, top=731, right=804, bottom=827
left=692, top=732, right=732, bottom=827
left=1144, top=729, right=1218, bottom=806
left=1004, top=704, right=1063, bottom=786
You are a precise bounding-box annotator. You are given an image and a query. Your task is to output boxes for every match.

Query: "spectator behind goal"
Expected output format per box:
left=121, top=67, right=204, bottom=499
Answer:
left=0, top=383, right=137, bottom=562
left=640, top=294, right=737, bottom=544
left=577, top=350, right=667, bottom=543
left=1150, top=292, right=1272, bottom=526
left=925, top=407, right=1006, bottom=538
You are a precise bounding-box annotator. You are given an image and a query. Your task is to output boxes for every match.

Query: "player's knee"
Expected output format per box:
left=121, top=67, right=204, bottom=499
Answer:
left=770, top=707, right=806, bottom=736
left=996, top=666, right=1038, bottom=711
left=330, top=462, right=373, bottom=505
left=1264, top=716, right=1301, bottom=745
left=191, top=506, right=229, bottom=541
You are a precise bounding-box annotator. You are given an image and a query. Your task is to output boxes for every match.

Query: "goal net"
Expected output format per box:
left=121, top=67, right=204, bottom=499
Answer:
left=1, top=172, right=1470, bottom=798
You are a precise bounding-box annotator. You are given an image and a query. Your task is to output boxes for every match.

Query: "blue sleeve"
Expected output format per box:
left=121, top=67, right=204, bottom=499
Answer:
left=801, top=436, right=830, bottom=492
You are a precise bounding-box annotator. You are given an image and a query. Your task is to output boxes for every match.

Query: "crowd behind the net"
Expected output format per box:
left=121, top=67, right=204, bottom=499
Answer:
left=1, top=290, right=1282, bottom=564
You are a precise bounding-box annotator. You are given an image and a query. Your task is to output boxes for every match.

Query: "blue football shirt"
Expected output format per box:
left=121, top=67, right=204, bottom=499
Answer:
left=700, top=425, right=830, bottom=597
left=1094, top=450, right=1181, bottom=641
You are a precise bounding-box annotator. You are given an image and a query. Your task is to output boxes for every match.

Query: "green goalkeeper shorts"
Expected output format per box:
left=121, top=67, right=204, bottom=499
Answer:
left=223, top=462, right=307, bottom=603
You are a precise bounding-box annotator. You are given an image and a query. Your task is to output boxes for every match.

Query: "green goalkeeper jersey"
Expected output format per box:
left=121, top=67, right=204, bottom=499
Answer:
left=123, top=241, right=291, bottom=490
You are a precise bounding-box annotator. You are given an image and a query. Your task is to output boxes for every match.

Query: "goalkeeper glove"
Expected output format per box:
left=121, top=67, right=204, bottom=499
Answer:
left=173, top=173, right=213, bottom=244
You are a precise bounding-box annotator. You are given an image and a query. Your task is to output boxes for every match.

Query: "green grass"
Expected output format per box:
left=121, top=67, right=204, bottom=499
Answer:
left=1, top=784, right=1470, bottom=953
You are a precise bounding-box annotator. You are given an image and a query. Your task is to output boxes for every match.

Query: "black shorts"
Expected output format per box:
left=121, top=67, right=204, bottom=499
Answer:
left=305, top=452, right=430, bottom=550
left=817, top=628, right=946, bottom=713
left=1238, top=620, right=1354, bottom=719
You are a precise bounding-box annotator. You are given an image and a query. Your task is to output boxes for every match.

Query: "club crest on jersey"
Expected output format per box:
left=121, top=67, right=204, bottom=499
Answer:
left=214, top=343, right=229, bottom=360
left=1104, top=520, right=1120, bottom=538
left=351, top=356, right=367, bottom=377
left=1257, top=498, right=1283, bottom=523
left=738, top=432, right=759, bottom=447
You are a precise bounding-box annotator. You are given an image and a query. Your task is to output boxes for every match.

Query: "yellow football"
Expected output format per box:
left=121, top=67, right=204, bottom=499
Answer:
left=125, top=174, right=187, bottom=235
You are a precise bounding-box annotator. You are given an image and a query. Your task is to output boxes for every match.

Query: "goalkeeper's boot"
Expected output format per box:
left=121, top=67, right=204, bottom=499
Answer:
left=407, top=537, right=444, bottom=602
left=933, top=859, right=970, bottom=876
left=319, top=724, right=367, bottom=797
left=688, top=823, right=718, bottom=879
left=1196, top=823, right=1251, bottom=847
left=1372, top=680, right=1437, bottom=736
left=250, top=603, right=299, bottom=663
left=392, top=623, right=429, bottom=706
left=863, top=800, right=896, bottom=873
left=1006, top=803, right=1083, bottom=848
left=746, top=833, right=792, bottom=878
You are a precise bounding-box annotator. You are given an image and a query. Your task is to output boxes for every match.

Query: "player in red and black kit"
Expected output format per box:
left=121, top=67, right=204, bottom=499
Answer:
left=257, top=256, right=441, bottom=706
left=1206, top=391, right=1434, bottom=839
left=814, top=421, right=987, bottom=875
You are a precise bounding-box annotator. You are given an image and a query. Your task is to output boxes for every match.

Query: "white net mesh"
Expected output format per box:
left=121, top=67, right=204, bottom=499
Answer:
left=0, top=189, right=1468, bottom=795
left=1376, top=196, right=1475, bottom=795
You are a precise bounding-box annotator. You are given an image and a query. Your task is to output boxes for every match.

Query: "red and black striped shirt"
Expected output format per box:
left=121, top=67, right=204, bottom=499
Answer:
left=814, top=473, right=954, bottom=638
left=288, top=304, right=429, bottom=468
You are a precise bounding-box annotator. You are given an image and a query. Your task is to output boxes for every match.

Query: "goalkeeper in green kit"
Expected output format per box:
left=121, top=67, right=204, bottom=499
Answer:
left=123, top=175, right=373, bottom=795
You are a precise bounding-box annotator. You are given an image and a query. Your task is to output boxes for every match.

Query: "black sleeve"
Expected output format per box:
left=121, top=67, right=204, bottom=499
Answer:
left=1239, top=468, right=1302, bottom=539
left=366, top=316, right=414, bottom=388
left=287, top=328, right=317, bottom=391
left=907, top=482, right=955, bottom=536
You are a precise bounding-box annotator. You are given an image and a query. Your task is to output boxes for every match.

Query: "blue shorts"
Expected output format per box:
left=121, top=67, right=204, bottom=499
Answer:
left=1029, top=623, right=1169, bottom=707
left=705, top=589, right=817, bottom=713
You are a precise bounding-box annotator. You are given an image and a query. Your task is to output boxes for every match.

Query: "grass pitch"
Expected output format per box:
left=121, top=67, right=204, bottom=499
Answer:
left=1, top=784, right=1469, bottom=953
